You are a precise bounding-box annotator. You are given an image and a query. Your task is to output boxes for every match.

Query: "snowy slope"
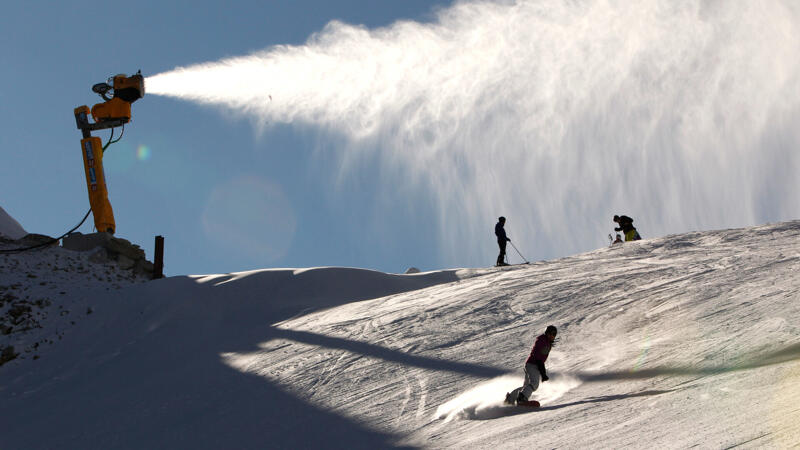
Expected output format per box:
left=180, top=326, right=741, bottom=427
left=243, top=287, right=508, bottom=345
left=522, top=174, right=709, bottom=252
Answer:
left=0, top=205, right=27, bottom=240
left=0, top=240, right=148, bottom=366
left=1, top=221, right=799, bottom=449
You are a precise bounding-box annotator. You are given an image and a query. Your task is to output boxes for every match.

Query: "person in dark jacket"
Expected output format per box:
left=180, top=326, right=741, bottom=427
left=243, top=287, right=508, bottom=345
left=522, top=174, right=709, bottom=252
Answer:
left=495, top=216, right=511, bottom=266
left=505, top=325, right=557, bottom=405
left=613, top=215, right=642, bottom=241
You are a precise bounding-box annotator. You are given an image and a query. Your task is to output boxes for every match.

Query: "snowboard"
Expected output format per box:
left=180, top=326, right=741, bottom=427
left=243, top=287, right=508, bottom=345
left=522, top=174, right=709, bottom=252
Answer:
left=504, top=392, right=540, bottom=408
left=516, top=399, right=540, bottom=408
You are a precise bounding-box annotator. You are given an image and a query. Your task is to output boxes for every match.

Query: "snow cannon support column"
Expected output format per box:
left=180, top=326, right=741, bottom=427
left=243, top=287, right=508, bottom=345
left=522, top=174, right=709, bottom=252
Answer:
left=79, top=134, right=116, bottom=234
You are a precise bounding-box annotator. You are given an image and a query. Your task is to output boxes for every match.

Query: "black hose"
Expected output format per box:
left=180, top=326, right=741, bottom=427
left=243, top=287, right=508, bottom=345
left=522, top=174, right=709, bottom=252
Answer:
left=0, top=209, right=91, bottom=254
left=1, top=129, right=121, bottom=254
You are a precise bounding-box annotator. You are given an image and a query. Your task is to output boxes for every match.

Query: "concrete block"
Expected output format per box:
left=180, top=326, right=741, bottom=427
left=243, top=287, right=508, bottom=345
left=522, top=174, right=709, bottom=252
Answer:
left=62, top=232, right=112, bottom=252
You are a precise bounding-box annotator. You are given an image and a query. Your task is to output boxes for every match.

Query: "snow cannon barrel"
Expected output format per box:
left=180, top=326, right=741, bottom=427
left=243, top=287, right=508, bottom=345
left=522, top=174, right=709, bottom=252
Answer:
left=111, top=72, right=145, bottom=103
left=90, top=72, right=145, bottom=123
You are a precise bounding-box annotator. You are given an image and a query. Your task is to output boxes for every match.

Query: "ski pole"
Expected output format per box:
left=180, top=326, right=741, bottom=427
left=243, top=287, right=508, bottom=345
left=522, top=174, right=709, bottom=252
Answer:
left=509, top=241, right=529, bottom=264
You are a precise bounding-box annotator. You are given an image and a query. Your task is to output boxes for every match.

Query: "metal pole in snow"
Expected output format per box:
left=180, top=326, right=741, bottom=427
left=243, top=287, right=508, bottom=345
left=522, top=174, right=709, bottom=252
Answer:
left=153, top=235, right=164, bottom=279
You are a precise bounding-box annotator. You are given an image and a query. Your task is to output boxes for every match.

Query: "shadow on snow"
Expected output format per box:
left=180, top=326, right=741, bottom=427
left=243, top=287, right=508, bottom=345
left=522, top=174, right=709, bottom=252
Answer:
left=462, top=390, right=673, bottom=421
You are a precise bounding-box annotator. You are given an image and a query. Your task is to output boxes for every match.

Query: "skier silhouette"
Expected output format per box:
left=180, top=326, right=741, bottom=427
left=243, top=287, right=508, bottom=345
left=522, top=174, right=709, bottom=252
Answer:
left=613, top=215, right=642, bottom=241
left=495, top=216, right=511, bottom=266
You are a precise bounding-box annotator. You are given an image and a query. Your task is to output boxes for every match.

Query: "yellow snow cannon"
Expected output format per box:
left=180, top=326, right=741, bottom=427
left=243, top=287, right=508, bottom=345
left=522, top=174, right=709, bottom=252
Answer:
left=89, top=72, right=145, bottom=123
left=73, top=71, right=145, bottom=234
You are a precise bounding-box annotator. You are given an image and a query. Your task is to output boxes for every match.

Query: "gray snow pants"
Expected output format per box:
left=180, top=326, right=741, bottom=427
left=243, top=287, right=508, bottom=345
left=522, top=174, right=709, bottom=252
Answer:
left=509, top=363, right=540, bottom=401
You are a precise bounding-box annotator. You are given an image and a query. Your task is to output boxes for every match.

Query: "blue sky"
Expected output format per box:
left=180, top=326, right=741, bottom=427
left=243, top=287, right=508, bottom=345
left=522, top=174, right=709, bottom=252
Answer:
left=1, top=1, right=454, bottom=275
left=3, top=1, right=799, bottom=276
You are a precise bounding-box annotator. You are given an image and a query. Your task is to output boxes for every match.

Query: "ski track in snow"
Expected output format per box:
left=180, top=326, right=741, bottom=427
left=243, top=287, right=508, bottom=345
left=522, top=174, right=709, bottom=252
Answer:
left=2, top=221, right=800, bottom=448
left=255, top=221, right=800, bottom=448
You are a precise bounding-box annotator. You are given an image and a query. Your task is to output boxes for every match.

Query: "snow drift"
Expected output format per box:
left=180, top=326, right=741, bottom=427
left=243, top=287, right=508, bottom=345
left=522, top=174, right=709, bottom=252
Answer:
left=0, top=205, right=27, bottom=240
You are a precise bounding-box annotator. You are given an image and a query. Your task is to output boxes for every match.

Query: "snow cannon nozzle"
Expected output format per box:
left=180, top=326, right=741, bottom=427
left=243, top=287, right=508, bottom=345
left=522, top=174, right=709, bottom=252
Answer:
left=110, top=70, right=145, bottom=103
left=92, top=71, right=145, bottom=103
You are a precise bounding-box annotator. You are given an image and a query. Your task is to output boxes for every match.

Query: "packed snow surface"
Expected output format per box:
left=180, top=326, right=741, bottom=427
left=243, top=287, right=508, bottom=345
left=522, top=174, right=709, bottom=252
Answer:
left=1, top=220, right=799, bottom=449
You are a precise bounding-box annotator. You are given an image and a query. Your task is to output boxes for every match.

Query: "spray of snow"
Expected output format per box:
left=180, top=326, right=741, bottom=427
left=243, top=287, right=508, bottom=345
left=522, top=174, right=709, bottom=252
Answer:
left=146, top=0, right=800, bottom=265
left=434, top=373, right=581, bottom=421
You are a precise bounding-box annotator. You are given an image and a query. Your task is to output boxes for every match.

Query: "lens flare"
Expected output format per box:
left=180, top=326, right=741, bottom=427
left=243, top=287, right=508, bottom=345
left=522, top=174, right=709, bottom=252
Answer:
left=136, top=145, right=151, bottom=161
left=201, top=175, right=297, bottom=263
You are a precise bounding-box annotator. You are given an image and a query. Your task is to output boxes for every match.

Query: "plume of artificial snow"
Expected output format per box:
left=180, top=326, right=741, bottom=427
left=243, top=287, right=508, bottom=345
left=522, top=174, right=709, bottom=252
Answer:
left=147, top=0, right=800, bottom=265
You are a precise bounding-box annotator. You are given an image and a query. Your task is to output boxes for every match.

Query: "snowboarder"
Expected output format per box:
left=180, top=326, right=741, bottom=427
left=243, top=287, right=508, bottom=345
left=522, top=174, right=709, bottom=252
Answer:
left=612, top=233, right=623, bottom=245
left=613, top=215, right=641, bottom=241
left=505, top=325, right=557, bottom=406
left=495, top=216, right=511, bottom=266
